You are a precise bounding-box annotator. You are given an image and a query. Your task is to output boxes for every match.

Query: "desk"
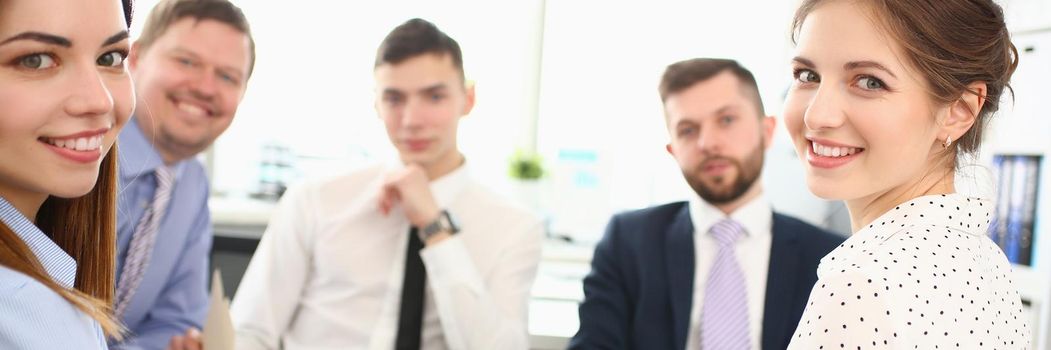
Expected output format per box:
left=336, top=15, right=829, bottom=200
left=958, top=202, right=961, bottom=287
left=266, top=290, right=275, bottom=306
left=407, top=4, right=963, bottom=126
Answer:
left=210, top=197, right=587, bottom=349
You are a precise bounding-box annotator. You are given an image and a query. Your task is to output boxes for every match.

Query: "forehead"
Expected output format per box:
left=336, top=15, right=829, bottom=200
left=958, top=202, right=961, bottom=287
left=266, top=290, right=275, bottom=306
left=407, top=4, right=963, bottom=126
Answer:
left=664, top=71, right=757, bottom=124
left=149, top=18, right=250, bottom=72
left=795, top=1, right=906, bottom=71
left=374, top=53, right=462, bottom=90
left=0, top=0, right=126, bottom=40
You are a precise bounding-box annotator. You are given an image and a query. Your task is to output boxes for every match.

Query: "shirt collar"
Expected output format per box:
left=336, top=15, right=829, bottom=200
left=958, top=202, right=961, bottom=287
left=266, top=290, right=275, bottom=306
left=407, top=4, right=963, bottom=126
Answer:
left=0, top=196, right=77, bottom=289
left=688, top=192, right=772, bottom=239
left=855, top=193, right=992, bottom=238
left=118, top=117, right=187, bottom=181
left=821, top=193, right=992, bottom=271
left=428, top=160, right=471, bottom=208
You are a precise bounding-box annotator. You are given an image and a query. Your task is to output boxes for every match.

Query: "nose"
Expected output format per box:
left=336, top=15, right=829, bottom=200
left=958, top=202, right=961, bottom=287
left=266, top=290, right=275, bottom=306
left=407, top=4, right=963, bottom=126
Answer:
left=802, top=84, right=846, bottom=131
left=400, top=97, right=426, bottom=129
left=695, top=123, right=724, bottom=155
left=190, top=68, right=219, bottom=100
left=65, top=67, right=115, bottom=118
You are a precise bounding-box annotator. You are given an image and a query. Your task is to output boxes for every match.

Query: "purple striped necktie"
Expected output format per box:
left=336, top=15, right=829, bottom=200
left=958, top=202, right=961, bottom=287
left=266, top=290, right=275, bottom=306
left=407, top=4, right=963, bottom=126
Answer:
left=114, top=166, right=175, bottom=317
left=700, top=219, right=751, bottom=350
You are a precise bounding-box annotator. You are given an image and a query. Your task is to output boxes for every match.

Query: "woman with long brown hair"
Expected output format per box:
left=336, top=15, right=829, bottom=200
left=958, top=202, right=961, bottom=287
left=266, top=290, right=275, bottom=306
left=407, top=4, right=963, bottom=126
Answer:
left=782, top=0, right=1028, bottom=348
left=0, top=0, right=135, bottom=348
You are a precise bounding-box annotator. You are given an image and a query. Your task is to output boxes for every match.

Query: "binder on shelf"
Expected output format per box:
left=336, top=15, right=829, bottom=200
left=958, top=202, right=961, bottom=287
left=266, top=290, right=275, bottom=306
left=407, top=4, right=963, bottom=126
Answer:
left=988, top=154, right=1041, bottom=266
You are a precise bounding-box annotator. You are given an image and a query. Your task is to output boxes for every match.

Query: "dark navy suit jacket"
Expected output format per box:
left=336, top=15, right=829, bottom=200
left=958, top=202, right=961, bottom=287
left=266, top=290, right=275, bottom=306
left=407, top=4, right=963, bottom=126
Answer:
left=570, top=201, right=845, bottom=350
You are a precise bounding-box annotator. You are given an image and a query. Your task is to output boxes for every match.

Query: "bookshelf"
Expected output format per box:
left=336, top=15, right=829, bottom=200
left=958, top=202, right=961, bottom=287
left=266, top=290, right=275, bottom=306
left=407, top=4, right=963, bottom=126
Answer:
left=979, top=19, right=1051, bottom=348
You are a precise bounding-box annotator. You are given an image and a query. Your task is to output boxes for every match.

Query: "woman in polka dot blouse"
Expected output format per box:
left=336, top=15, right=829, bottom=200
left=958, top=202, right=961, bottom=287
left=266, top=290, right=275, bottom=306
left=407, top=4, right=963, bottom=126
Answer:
left=781, top=0, right=1029, bottom=348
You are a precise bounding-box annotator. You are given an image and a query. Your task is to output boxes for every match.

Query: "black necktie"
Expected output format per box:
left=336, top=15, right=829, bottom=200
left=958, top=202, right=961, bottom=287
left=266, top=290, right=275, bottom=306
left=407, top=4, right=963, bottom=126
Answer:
left=395, top=227, right=425, bottom=350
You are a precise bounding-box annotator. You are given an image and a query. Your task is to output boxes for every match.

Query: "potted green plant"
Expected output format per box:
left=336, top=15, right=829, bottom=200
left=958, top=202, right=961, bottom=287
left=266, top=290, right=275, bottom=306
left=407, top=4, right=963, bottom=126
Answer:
left=508, top=150, right=544, bottom=181
left=507, top=150, right=545, bottom=211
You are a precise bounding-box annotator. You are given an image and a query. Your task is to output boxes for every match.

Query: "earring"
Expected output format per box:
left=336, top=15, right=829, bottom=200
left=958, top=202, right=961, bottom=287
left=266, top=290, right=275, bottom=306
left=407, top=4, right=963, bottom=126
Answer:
left=943, top=136, right=953, bottom=149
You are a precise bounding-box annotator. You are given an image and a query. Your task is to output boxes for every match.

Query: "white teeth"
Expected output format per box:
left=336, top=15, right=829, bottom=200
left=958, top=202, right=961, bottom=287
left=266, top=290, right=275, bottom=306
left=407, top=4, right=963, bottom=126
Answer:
left=812, top=141, right=859, bottom=158
left=45, top=135, right=103, bottom=152
left=177, top=102, right=208, bottom=116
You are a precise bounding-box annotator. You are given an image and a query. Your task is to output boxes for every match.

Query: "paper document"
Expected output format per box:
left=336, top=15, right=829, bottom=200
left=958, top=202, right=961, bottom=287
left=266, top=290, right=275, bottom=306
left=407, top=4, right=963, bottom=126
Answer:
left=203, top=270, right=235, bottom=350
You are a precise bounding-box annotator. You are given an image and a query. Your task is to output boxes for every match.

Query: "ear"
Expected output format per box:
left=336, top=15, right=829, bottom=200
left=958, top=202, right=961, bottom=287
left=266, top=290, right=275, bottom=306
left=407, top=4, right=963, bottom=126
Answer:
left=761, top=115, right=777, bottom=150
left=128, top=42, right=142, bottom=71
left=942, top=81, right=986, bottom=143
left=461, top=80, right=476, bottom=117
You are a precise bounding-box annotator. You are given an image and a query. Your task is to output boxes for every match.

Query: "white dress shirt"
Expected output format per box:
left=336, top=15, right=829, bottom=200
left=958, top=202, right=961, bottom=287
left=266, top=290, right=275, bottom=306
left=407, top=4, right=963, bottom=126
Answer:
left=685, top=194, right=772, bottom=350
left=789, top=193, right=1030, bottom=349
left=231, top=163, right=543, bottom=350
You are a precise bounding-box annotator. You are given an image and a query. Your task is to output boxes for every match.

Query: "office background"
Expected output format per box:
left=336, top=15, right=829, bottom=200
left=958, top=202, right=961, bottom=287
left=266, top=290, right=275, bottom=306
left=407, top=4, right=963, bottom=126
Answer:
left=127, top=0, right=1051, bottom=348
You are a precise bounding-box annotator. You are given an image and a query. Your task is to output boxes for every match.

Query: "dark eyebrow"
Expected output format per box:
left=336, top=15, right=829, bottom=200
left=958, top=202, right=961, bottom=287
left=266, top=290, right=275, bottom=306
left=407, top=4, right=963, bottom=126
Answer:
left=419, top=83, right=448, bottom=94
left=102, top=30, right=129, bottom=47
left=713, top=104, right=739, bottom=115
left=792, top=56, right=815, bottom=68
left=382, top=88, right=405, bottom=96
left=845, top=60, right=898, bottom=79
left=675, top=119, right=697, bottom=129
left=0, top=32, right=72, bottom=48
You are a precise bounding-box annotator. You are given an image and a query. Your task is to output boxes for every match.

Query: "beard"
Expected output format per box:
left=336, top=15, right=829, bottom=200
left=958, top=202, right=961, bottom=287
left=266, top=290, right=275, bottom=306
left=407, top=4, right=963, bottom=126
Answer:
left=682, top=141, right=765, bottom=205
left=157, top=122, right=215, bottom=159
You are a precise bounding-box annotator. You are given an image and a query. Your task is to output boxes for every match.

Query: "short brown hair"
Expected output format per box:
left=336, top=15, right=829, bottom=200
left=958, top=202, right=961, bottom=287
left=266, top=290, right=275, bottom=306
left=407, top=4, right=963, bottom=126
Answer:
left=792, top=0, right=1018, bottom=159
left=375, top=18, right=465, bottom=81
left=659, top=58, right=765, bottom=116
left=136, top=0, right=255, bottom=77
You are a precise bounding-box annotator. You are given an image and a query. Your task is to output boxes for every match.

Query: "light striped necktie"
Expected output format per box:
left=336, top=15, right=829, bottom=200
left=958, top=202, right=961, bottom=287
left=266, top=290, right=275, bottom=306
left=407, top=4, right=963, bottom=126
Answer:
left=115, top=166, right=175, bottom=317
left=700, top=219, right=751, bottom=350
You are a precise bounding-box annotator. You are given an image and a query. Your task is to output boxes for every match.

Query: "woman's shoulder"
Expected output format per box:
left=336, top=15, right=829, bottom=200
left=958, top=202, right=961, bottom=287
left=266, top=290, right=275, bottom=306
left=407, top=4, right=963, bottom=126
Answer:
left=0, top=266, right=106, bottom=348
left=0, top=265, right=70, bottom=306
left=0, top=265, right=32, bottom=291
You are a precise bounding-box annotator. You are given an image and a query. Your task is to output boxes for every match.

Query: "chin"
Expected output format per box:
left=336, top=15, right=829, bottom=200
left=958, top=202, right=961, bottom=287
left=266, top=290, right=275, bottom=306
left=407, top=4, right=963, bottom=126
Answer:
left=49, top=177, right=101, bottom=199
left=399, top=151, right=433, bottom=165
left=806, top=178, right=846, bottom=201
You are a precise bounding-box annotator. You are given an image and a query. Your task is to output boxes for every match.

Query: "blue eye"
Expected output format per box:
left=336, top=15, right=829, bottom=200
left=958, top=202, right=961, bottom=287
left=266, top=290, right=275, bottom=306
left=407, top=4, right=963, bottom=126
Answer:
left=678, top=126, right=696, bottom=137
left=857, top=76, right=885, bottom=90
left=219, top=72, right=235, bottom=83
left=177, top=57, right=195, bottom=67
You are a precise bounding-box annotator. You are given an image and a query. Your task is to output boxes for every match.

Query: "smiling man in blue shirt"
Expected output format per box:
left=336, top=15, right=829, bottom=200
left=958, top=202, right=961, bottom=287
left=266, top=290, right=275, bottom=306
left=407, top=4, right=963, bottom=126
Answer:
left=110, top=1, right=255, bottom=349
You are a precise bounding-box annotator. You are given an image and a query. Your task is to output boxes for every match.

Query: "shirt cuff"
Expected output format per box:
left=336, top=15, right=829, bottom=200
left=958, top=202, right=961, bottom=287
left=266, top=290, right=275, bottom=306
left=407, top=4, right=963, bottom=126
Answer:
left=419, top=236, right=485, bottom=295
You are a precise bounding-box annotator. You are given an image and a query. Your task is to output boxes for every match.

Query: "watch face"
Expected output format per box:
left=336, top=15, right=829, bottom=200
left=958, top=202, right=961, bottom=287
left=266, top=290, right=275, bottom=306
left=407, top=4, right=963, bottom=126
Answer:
left=442, top=210, right=460, bottom=233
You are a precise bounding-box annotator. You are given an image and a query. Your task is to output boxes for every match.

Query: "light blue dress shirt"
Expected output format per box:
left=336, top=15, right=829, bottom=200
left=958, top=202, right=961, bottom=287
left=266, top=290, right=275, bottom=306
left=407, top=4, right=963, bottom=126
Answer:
left=110, top=118, right=212, bottom=350
left=0, top=196, right=109, bottom=349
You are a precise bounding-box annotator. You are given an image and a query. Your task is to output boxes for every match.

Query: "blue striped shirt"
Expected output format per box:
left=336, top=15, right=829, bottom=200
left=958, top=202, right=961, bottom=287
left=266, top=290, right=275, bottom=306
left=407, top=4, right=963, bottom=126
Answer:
left=0, top=196, right=108, bottom=349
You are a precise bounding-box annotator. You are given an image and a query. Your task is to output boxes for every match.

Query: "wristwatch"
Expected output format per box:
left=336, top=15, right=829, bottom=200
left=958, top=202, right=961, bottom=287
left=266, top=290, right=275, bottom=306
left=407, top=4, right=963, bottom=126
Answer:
left=418, top=209, right=460, bottom=242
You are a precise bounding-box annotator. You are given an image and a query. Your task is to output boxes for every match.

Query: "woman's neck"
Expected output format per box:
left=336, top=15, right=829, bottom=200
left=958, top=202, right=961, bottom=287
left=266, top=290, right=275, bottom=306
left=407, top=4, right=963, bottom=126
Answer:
left=0, top=186, right=48, bottom=224
left=845, top=169, right=956, bottom=233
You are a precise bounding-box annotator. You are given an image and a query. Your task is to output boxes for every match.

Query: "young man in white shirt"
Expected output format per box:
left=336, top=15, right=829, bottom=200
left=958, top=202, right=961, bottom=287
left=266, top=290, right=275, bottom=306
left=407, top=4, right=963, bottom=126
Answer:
left=230, top=18, right=543, bottom=350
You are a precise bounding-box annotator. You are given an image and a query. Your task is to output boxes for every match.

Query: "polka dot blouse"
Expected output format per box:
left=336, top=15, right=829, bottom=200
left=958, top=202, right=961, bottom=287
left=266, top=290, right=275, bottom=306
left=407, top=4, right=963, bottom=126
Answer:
left=788, top=194, right=1030, bottom=349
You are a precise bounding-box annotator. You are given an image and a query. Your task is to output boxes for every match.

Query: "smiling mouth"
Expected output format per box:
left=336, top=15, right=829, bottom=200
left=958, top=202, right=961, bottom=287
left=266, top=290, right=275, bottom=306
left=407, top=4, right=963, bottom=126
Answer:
left=39, top=135, right=104, bottom=152
left=811, top=141, right=864, bottom=158
left=171, top=97, right=215, bottom=118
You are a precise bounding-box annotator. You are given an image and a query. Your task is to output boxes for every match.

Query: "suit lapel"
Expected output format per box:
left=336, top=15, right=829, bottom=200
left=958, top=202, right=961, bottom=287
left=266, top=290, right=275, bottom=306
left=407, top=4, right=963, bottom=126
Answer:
left=761, top=214, right=802, bottom=349
left=665, top=205, right=695, bottom=350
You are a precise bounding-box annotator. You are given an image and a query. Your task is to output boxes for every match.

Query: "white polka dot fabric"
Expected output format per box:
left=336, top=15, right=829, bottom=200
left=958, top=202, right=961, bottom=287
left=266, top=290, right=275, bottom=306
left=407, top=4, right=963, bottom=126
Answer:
left=788, top=193, right=1030, bottom=349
